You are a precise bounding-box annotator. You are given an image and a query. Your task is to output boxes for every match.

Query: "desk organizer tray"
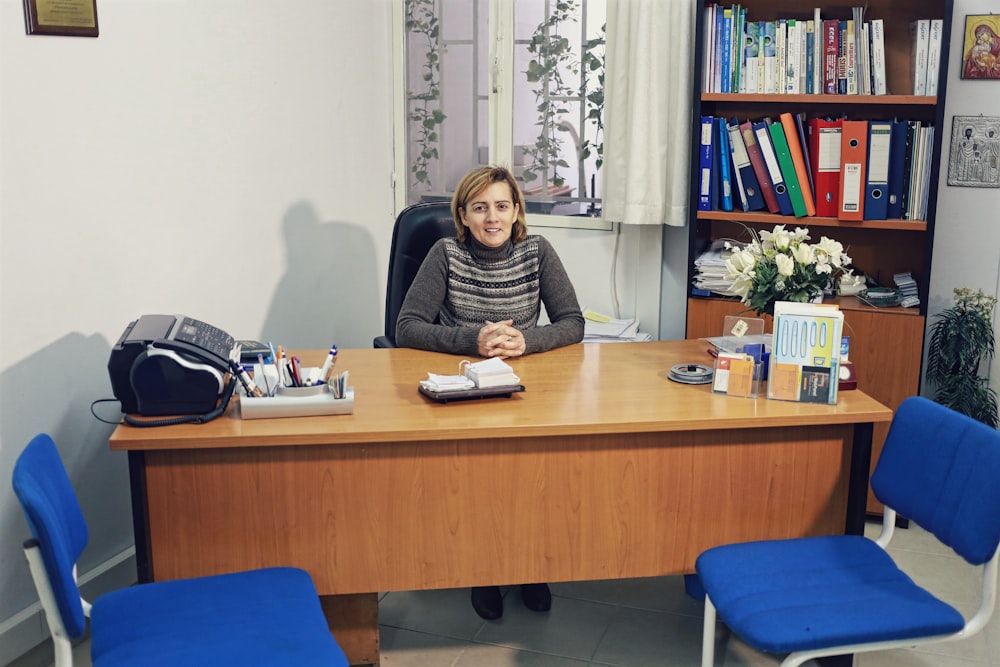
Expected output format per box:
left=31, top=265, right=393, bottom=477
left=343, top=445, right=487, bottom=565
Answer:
left=418, top=384, right=524, bottom=403
left=240, top=387, right=354, bottom=419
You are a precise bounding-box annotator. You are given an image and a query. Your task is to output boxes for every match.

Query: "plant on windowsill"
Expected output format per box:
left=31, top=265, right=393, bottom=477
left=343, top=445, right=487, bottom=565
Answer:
left=723, top=224, right=853, bottom=318
left=406, top=0, right=447, bottom=191
left=926, top=287, right=998, bottom=428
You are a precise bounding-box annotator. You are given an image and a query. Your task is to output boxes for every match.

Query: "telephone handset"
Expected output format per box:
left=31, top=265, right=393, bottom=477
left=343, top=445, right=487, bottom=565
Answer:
left=108, top=314, right=239, bottom=423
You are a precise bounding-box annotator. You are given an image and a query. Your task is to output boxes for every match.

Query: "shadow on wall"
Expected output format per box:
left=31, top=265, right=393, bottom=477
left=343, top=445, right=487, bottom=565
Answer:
left=0, top=332, right=131, bottom=632
left=260, top=202, right=381, bottom=350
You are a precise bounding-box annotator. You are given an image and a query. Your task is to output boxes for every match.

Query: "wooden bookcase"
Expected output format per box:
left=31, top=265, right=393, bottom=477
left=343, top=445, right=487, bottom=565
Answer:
left=686, top=0, right=953, bottom=514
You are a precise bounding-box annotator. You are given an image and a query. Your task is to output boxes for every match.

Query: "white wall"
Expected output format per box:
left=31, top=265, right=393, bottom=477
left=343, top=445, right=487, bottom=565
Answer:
left=927, top=0, right=1000, bottom=396
left=0, top=1, right=643, bottom=662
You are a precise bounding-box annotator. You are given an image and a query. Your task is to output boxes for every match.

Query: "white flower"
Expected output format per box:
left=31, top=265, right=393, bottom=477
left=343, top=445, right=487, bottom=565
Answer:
left=775, top=253, right=795, bottom=276
left=792, top=242, right=815, bottom=265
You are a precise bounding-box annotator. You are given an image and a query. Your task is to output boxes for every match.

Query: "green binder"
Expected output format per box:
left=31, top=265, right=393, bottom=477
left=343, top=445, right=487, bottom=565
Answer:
left=768, top=121, right=808, bottom=217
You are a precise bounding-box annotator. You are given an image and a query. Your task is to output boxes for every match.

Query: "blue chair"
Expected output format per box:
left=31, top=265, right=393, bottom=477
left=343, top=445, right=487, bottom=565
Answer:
left=696, top=395, right=1000, bottom=667
left=12, top=434, right=349, bottom=667
left=374, top=201, right=455, bottom=348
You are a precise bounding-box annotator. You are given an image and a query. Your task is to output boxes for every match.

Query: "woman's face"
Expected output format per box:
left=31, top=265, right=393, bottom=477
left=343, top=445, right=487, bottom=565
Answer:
left=459, top=181, right=518, bottom=248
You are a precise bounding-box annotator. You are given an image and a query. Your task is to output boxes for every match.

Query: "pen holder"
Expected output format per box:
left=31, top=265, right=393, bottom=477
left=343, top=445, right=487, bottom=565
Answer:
left=240, top=387, right=354, bottom=419
left=275, top=383, right=328, bottom=397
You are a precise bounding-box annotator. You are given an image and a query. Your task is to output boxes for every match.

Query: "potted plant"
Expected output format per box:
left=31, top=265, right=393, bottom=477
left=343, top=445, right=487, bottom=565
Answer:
left=926, top=287, right=998, bottom=428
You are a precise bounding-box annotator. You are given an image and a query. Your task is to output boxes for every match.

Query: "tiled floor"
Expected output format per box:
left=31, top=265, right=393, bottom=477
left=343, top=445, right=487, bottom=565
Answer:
left=12, top=522, right=1000, bottom=667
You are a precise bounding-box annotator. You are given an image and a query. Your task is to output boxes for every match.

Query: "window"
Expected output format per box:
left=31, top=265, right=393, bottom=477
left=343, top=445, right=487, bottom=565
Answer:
left=396, top=0, right=609, bottom=230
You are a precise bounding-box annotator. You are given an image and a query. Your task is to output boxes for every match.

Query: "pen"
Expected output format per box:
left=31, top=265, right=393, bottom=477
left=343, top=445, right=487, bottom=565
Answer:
left=707, top=348, right=719, bottom=359
left=234, top=361, right=264, bottom=398
left=318, top=344, right=338, bottom=384
left=257, top=353, right=271, bottom=396
left=290, top=356, right=303, bottom=387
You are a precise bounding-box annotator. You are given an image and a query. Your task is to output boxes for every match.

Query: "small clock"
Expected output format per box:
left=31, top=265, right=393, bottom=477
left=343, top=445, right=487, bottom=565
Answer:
left=838, top=362, right=857, bottom=390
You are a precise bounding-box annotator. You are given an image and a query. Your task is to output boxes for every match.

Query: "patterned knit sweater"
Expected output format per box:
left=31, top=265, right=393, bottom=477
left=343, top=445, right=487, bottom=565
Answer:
left=395, top=235, right=584, bottom=357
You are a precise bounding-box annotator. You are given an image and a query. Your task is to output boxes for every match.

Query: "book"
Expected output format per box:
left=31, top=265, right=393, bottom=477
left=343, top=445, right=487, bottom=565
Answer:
left=845, top=19, right=857, bottom=95
left=813, top=8, right=823, bottom=94
left=769, top=120, right=808, bottom=217
left=823, top=19, right=839, bottom=94
left=837, top=20, right=848, bottom=94
left=744, top=20, right=760, bottom=94
left=911, top=19, right=930, bottom=95
left=718, top=117, right=733, bottom=211
left=865, top=120, right=893, bottom=220
left=703, top=4, right=717, bottom=92
left=762, top=21, right=777, bottom=94
left=698, top=116, right=715, bottom=211
left=870, top=18, right=887, bottom=95
left=805, top=19, right=816, bottom=94
left=741, top=119, right=781, bottom=213
left=728, top=117, right=765, bottom=211
left=754, top=119, right=795, bottom=215
left=926, top=18, right=943, bottom=96
left=839, top=120, right=868, bottom=220
left=721, top=7, right=733, bottom=93
left=779, top=112, right=817, bottom=216
left=767, top=301, right=844, bottom=405
left=786, top=19, right=800, bottom=94
left=808, top=117, right=843, bottom=218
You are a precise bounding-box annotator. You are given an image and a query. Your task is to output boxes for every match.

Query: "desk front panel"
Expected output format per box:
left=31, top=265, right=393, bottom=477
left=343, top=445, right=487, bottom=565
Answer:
left=142, top=423, right=851, bottom=594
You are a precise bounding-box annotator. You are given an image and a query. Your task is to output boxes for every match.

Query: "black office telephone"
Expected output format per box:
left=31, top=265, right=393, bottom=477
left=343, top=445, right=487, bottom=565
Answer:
left=108, top=314, right=238, bottom=423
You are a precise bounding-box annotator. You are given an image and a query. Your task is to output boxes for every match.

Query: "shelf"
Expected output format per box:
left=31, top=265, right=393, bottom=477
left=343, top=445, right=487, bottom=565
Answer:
left=689, top=294, right=924, bottom=317
left=695, top=211, right=928, bottom=232
left=701, top=93, right=937, bottom=106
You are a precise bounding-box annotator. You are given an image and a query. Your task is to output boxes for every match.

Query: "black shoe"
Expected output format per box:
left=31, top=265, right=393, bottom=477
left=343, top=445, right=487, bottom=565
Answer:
left=521, top=583, right=551, bottom=612
left=471, top=586, right=503, bottom=620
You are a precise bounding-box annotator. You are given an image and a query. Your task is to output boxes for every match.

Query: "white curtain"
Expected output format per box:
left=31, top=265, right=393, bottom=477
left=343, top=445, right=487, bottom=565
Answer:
left=602, top=0, right=696, bottom=226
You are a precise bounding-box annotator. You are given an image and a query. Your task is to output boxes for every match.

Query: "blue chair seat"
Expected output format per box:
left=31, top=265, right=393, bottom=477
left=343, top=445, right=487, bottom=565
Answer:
left=91, top=567, right=342, bottom=667
left=696, top=535, right=965, bottom=653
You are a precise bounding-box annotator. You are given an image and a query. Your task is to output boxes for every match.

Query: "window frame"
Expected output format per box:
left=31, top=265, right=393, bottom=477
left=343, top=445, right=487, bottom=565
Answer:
left=392, top=0, right=612, bottom=231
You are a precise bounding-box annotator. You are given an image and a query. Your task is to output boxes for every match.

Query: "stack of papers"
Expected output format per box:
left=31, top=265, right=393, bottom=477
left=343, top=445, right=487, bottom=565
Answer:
left=421, top=373, right=475, bottom=393
left=692, top=240, right=741, bottom=297
left=582, top=308, right=652, bottom=343
left=463, top=357, right=520, bottom=388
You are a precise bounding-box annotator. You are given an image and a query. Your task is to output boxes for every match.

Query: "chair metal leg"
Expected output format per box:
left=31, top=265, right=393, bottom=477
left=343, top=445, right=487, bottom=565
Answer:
left=702, top=595, right=717, bottom=667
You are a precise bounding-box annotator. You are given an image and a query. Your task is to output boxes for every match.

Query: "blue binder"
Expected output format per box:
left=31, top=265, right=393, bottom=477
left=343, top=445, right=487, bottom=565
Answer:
left=728, top=117, right=766, bottom=211
left=865, top=121, right=892, bottom=220
left=886, top=119, right=908, bottom=219
left=698, top=116, right=715, bottom=211
left=717, top=118, right=733, bottom=212
left=753, top=119, right=794, bottom=216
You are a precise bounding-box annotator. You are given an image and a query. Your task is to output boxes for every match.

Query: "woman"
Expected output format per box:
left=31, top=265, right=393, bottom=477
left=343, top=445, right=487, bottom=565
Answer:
left=396, top=165, right=585, bottom=619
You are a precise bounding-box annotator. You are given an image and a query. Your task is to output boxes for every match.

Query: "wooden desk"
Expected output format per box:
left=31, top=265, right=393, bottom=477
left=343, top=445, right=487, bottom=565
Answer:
left=111, top=340, right=892, bottom=666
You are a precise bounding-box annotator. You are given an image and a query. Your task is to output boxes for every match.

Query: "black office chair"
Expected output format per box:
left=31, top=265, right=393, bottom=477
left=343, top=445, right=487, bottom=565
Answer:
left=374, top=201, right=455, bottom=348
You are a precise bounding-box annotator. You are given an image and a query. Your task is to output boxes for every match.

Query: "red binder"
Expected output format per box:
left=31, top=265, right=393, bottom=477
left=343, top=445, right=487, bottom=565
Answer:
left=779, top=113, right=816, bottom=216
left=839, top=120, right=868, bottom=221
left=808, top=117, right=843, bottom=218
left=740, top=120, right=780, bottom=213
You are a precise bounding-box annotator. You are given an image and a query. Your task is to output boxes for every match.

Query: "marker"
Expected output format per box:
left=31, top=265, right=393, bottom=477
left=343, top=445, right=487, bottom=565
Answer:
left=317, top=345, right=338, bottom=384
left=706, top=348, right=719, bottom=359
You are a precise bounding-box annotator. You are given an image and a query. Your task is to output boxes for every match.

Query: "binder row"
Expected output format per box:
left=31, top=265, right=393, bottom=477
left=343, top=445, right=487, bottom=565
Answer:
left=703, top=4, right=943, bottom=96
left=697, top=114, right=935, bottom=222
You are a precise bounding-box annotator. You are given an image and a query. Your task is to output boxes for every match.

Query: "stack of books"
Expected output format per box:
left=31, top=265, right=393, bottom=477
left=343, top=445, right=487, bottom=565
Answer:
left=702, top=4, right=943, bottom=97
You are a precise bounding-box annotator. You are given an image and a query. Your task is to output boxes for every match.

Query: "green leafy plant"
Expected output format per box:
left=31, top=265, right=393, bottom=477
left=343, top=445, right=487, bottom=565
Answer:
left=406, top=0, right=447, bottom=189
left=580, top=23, right=605, bottom=172
left=723, top=224, right=853, bottom=317
left=523, top=0, right=581, bottom=192
left=926, top=287, right=998, bottom=428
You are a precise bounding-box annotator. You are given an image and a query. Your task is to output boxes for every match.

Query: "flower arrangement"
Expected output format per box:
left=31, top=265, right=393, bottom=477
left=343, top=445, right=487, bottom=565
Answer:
left=723, top=224, right=853, bottom=317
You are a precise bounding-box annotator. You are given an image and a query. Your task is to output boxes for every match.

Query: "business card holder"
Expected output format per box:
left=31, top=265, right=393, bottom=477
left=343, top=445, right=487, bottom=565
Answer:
left=240, top=386, right=354, bottom=419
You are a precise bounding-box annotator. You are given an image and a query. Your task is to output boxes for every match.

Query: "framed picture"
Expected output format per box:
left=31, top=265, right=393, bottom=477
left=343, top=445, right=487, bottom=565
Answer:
left=947, top=115, right=1000, bottom=188
left=961, top=15, right=1000, bottom=79
left=23, top=0, right=98, bottom=37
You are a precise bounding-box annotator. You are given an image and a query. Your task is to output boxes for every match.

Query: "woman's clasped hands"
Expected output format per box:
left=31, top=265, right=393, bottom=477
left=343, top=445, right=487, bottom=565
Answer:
left=478, top=320, right=525, bottom=358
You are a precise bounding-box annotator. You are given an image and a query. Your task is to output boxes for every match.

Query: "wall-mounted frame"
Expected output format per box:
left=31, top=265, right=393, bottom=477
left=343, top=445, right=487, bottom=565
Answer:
left=947, top=115, right=1000, bottom=188
left=961, top=14, right=1000, bottom=79
left=23, top=0, right=98, bottom=37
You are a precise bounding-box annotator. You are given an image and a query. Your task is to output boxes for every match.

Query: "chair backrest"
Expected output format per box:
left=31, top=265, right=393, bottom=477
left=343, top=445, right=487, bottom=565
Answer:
left=12, top=434, right=90, bottom=638
left=872, top=395, right=1000, bottom=566
left=376, top=201, right=455, bottom=347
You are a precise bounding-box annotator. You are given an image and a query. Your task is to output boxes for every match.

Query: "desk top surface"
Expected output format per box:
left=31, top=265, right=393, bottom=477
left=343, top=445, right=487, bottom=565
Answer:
left=109, top=339, right=892, bottom=451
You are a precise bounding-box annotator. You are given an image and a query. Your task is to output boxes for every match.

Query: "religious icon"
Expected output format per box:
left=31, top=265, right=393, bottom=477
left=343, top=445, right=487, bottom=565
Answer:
left=961, top=15, right=1000, bottom=80
left=947, top=115, right=1000, bottom=188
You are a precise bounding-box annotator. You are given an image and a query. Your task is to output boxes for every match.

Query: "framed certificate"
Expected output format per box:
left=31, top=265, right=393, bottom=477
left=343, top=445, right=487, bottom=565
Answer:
left=24, top=0, right=98, bottom=37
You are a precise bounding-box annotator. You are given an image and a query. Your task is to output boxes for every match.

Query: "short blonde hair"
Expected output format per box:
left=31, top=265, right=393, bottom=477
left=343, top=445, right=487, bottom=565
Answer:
left=451, top=166, right=528, bottom=244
